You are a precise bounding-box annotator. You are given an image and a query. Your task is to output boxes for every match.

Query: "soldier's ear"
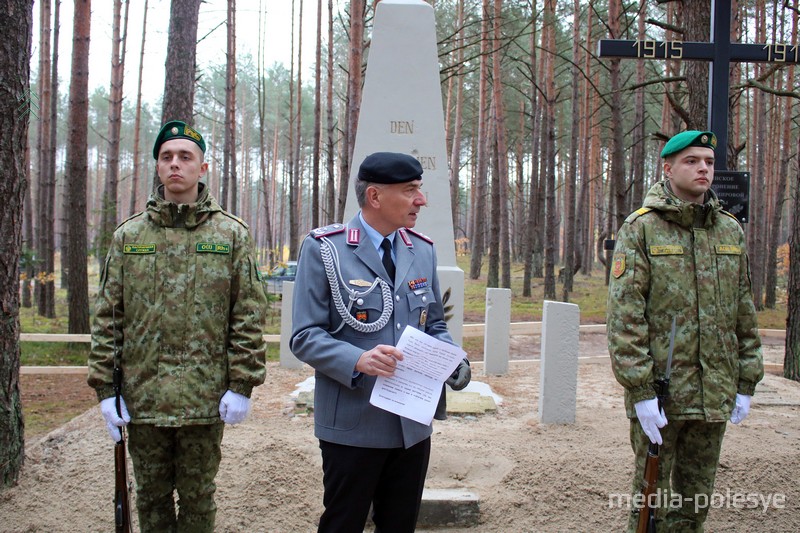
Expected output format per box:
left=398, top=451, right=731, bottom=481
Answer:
left=366, top=184, right=382, bottom=208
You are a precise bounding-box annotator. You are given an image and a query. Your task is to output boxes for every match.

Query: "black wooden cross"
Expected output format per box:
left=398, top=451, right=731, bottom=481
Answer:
left=598, top=0, right=799, bottom=172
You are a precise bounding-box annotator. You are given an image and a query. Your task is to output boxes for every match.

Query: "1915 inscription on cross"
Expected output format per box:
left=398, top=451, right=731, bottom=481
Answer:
left=598, top=0, right=797, bottom=222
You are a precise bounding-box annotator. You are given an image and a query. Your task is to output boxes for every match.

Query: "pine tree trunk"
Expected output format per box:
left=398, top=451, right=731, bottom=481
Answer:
left=66, top=0, right=91, bottom=335
left=469, top=0, right=491, bottom=281
left=46, top=0, right=60, bottom=315
left=22, top=142, right=33, bottom=308
left=492, top=0, right=511, bottom=289
left=257, top=0, right=274, bottom=264
left=542, top=0, right=556, bottom=300
left=448, top=0, right=465, bottom=236
left=312, top=0, right=322, bottom=229
left=36, top=0, right=54, bottom=318
left=99, top=0, right=128, bottom=264
left=129, top=0, right=148, bottom=217
left=290, top=0, right=304, bottom=259
left=562, top=0, right=581, bottom=301
left=337, top=0, right=364, bottom=220
left=522, top=13, right=540, bottom=296
left=631, top=0, right=647, bottom=210
left=785, top=128, right=800, bottom=382
left=161, top=0, right=200, bottom=125
left=0, top=0, right=32, bottom=489
left=222, top=0, right=237, bottom=213
left=325, top=0, right=336, bottom=222
left=487, top=105, right=499, bottom=288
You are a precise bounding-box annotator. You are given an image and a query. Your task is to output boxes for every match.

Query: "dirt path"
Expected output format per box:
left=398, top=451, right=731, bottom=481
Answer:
left=4, top=333, right=799, bottom=532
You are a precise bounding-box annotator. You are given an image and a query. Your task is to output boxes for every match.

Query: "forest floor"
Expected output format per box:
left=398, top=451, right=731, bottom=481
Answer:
left=6, top=331, right=799, bottom=532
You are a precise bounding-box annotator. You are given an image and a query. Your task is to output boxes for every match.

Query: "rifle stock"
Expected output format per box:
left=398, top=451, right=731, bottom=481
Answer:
left=636, top=441, right=659, bottom=533
left=635, top=317, right=676, bottom=533
left=635, top=377, right=670, bottom=533
left=113, top=349, right=132, bottom=532
left=115, top=433, right=133, bottom=533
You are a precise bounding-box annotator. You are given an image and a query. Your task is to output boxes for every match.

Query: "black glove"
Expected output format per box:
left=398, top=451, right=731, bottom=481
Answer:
left=446, top=359, right=471, bottom=391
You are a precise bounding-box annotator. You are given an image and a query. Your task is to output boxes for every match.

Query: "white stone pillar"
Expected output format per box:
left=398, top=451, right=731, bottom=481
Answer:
left=280, top=281, right=303, bottom=369
left=343, top=0, right=464, bottom=341
left=483, top=288, right=511, bottom=375
left=538, top=300, right=580, bottom=424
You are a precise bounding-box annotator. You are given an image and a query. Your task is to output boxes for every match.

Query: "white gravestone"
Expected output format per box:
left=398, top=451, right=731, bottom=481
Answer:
left=280, top=281, right=303, bottom=369
left=483, top=288, right=511, bottom=375
left=538, top=300, right=580, bottom=424
left=344, top=0, right=464, bottom=344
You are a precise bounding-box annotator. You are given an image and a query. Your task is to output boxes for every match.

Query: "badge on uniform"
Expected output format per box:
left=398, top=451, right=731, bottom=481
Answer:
left=355, top=310, right=368, bottom=322
left=419, top=309, right=427, bottom=327
left=349, top=279, right=373, bottom=287
left=612, top=252, right=626, bottom=278
left=408, top=278, right=428, bottom=290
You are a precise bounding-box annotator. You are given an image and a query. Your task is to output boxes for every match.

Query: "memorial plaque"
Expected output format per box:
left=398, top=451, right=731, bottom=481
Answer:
left=711, top=170, right=750, bottom=223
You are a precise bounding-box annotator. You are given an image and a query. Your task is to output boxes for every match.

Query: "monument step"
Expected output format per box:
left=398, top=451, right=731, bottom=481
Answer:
left=417, top=488, right=480, bottom=529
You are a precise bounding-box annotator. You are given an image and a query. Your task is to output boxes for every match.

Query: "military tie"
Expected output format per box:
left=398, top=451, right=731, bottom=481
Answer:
left=380, top=238, right=395, bottom=281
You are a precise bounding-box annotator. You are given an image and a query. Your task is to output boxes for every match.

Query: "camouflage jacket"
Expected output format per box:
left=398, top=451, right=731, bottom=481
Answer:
left=88, top=184, right=267, bottom=426
left=607, top=180, right=763, bottom=422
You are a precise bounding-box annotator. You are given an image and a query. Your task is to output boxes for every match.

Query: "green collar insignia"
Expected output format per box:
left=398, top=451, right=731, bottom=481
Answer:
left=196, top=242, right=230, bottom=254
left=124, top=244, right=157, bottom=254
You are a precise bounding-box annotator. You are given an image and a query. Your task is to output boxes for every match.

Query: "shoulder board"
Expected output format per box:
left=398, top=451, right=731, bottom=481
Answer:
left=721, top=210, right=742, bottom=224
left=403, top=227, right=433, bottom=244
left=624, top=207, right=653, bottom=224
left=220, top=211, right=250, bottom=229
left=310, top=223, right=346, bottom=239
left=115, top=211, right=146, bottom=230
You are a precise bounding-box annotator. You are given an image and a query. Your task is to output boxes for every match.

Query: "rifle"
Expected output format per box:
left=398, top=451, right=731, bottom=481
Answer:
left=112, top=308, right=133, bottom=533
left=636, top=317, right=677, bottom=533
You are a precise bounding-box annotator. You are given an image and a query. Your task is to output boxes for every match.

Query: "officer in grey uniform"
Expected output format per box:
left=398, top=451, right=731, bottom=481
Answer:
left=290, top=152, right=470, bottom=533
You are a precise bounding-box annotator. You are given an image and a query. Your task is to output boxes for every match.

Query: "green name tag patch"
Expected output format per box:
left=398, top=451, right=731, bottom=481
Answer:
left=123, top=244, right=156, bottom=254
left=715, top=244, right=741, bottom=255
left=650, top=245, right=684, bottom=256
left=196, top=242, right=230, bottom=254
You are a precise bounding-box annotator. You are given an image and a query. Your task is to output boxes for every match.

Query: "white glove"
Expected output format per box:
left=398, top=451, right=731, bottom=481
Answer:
left=730, top=394, right=752, bottom=424
left=634, top=398, right=667, bottom=445
left=100, top=396, right=130, bottom=443
left=219, top=390, right=251, bottom=425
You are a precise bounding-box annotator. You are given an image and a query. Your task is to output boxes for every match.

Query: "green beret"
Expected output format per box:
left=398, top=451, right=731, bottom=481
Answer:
left=357, top=152, right=423, bottom=184
left=660, top=130, right=717, bottom=158
left=153, top=120, right=206, bottom=159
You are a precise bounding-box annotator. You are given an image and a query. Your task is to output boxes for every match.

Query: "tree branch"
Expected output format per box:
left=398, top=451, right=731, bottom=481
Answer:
left=645, top=17, right=683, bottom=35
left=746, top=78, right=800, bottom=99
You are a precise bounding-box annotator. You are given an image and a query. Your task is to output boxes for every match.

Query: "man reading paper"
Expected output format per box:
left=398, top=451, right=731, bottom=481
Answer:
left=290, top=152, right=471, bottom=533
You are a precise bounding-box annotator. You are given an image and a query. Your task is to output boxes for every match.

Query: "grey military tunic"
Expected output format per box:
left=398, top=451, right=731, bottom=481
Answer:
left=290, top=214, right=454, bottom=449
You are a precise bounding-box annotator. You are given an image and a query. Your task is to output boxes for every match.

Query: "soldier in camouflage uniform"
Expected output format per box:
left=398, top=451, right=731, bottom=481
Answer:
left=607, top=130, right=764, bottom=532
left=88, top=120, right=267, bottom=533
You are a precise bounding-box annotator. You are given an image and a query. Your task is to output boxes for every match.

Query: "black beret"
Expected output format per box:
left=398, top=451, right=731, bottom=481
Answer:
left=357, top=152, right=423, bottom=184
left=153, top=120, right=206, bottom=159
left=661, top=130, right=717, bottom=158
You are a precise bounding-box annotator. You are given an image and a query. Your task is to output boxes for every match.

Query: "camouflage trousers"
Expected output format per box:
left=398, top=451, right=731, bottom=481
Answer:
left=127, top=422, right=224, bottom=533
left=627, top=419, right=727, bottom=533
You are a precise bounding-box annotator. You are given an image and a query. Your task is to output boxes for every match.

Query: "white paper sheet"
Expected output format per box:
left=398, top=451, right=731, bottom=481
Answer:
left=369, top=325, right=466, bottom=425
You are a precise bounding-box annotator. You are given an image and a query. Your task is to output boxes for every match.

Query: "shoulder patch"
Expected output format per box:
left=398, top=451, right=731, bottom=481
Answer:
left=403, top=227, right=433, bottom=244
left=310, top=223, right=346, bottom=239
left=624, top=207, right=653, bottom=224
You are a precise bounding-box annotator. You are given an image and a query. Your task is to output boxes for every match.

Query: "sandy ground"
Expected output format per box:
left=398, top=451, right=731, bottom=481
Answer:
left=2, top=333, right=799, bottom=532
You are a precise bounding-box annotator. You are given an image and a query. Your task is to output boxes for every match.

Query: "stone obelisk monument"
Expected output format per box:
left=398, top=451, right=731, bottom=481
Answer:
left=344, top=0, right=464, bottom=343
